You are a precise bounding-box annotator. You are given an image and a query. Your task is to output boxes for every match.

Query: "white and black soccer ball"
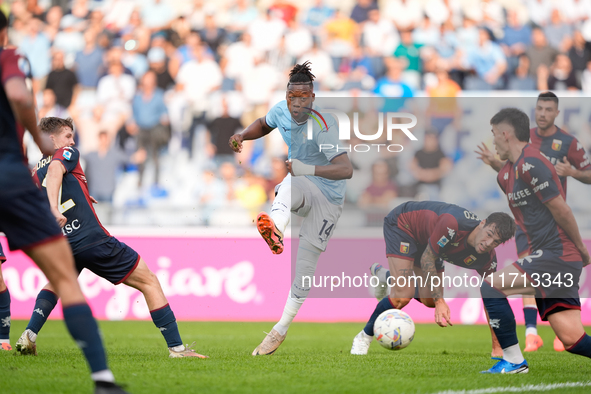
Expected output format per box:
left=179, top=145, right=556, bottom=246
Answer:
left=373, top=309, right=415, bottom=350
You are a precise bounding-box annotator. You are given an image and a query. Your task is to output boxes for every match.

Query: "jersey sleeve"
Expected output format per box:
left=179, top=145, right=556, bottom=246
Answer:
left=567, top=137, right=591, bottom=171
left=52, top=147, right=80, bottom=173
left=496, top=162, right=511, bottom=194
left=264, top=101, right=283, bottom=129
left=0, top=49, right=27, bottom=84
left=477, top=251, right=497, bottom=277
left=519, top=156, right=561, bottom=203
left=428, top=214, right=459, bottom=255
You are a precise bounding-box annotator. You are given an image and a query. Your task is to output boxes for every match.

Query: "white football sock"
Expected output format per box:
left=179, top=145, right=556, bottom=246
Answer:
left=503, top=344, right=525, bottom=364
left=171, top=344, right=185, bottom=352
left=91, top=369, right=115, bottom=383
left=273, top=239, right=322, bottom=336
left=525, top=327, right=538, bottom=337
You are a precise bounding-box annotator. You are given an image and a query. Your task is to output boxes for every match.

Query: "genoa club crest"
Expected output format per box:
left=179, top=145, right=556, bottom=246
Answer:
left=400, top=242, right=409, bottom=254
left=552, top=139, right=562, bottom=151
left=464, top=255, right=477, bottom=265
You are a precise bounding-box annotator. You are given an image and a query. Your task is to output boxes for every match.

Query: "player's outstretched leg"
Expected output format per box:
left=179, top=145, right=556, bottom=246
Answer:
left=548, top=309, right=591, bottom=358
left=253, top=239, right=320, bottom=355
left=522, top=297, right=543, bottom=352
left=480, top=282, right=528, bottom=374
left=16, top=288, right=59, bottom=355
left=0, top=271, right=11, bottom=351
left=256, top=212, right=284, bottom=255
left=123, top=257, right=207, bottom=358
left=25, top=238, right=127, bottom=393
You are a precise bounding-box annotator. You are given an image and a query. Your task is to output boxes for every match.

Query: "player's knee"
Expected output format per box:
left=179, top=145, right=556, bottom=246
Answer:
left=390, top=297, right=411, bottom=309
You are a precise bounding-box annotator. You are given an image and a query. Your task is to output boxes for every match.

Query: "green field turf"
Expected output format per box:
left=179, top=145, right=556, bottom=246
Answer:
left=1, top=320, right=590, bottom=394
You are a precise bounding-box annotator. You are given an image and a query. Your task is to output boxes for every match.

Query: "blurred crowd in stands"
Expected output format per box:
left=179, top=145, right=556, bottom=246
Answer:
left=6, top=0, right=591, bottom=226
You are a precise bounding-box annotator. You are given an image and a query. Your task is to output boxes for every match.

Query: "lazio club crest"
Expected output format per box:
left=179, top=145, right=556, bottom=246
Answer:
left=400, top=242, right=409, bottom=254
left=552, top=139, right=562, bottom=151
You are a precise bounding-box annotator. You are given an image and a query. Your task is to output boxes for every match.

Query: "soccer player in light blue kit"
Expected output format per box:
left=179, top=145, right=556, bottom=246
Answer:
left=229, top=62, right=353, bottom=355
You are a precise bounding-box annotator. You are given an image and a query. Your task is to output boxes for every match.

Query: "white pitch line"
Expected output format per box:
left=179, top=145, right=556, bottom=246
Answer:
left=434, top=381, right=591, bottom=394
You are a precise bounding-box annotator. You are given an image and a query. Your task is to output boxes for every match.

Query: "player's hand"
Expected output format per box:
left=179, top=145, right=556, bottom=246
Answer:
left=36, top=133, right=55, bottom=156
left=580, top=247, right=590, bottom=267
left=434, top=300, right=452, bottom=327
left=287, top=159, right=315, bottom=177
left=90, top=196, right=98, bottom=204
left=555, top=157, right=573, bottom=177
left=229, top=133, right=244, bottom=153
left=52, top=209, right=67, bottom=228
left=475, top=143, right=495, bottom=166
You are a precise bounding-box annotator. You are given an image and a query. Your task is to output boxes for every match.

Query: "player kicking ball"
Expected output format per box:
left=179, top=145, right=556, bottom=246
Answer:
left=16, top=117, right=207, bottom=360
left=229, top=62, right=353, bottom=355
left=480, top=108, right=591, bottom=374
left=351, top=201, right=515, bottom=356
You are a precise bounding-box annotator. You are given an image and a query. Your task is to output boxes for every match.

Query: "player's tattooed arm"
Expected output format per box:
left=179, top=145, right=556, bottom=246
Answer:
left=420, top=244, right=452, bottom=327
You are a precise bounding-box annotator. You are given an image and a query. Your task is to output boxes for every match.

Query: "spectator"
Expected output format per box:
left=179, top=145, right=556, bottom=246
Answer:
left=168, top=30, right=203, bottom=78
left=303, top=0, right=333, bottom=35
left=96, top=56, right=136, bottom=132
left=508, top=54, right=537, bottom=90
left=200, top=14, right=226, bottom=61
left=265, top=156, right=288, bottom=201
left=236, top=170, right=268, bottom=220
left=141, top=0, right=176, bottom=32
left=38, top=88, right=70, bottom=120
left=176, top=43, right=222, bottom=157
left=226, top=0, right=259, bottom=38
left=121, top=34, right=149, bottom=80
left=206, top=97, right=243, bottom=166
left=147, top=47, right=175, bottom=91
left=297, top=39, right=338, bottom=90
left=248, top=9, right=286, bottom=53
left=53, top=14, right=85, bottom=68
left=18, top=17, right=51, bottom=93
left=526, top=0, right=553, bottom=27
left=544, top=9, right=573, bottom=52
left=46, top=50, right=79, bottom=111
left=394, top=29, right=423, bottom=75
left=581, top=60, right=591, bottom=92
left=350, top=0, right=378, bottom=24
left=374, top=57, right=414, bottom=105
left=269, top=0, right=298, bottom=24
left=463, top=28, right=506, bottom=90
left=357, top=160, right=397, bottom=210
left=323, top=9, right=359, bottom=67
left=196, top=167, right=226, bottom=226
left=500, top=9, right=532, bottom=73
left=119, top=9, right=151, bottom=54
left=412, top=15, right=441, bottom=47
left=84, top=131, right=127, bottom=203
left=384, top=0, right=423, bottom=31
left=74, top=29, right=105, bottom=89
left=562, top=0, right=591, bottom=26
left=220, top=32, right=259, bottom=86
left=239, top=55, right=279, bottom=127
left=43, top=5, right=62, bottom=42
left=568, top=30, right=591, bottom=76
left=426, top=66, right=462, bottom=134
left=362, top=8, right=399, bottom=59
left=130, top=70, right=170, bottom=192
left=410, top=131, right=452, bottom=200
left=525, top=28, right=559, bottom=77
left=538, top=53, right=580, bottom=91
left=284, top=20, right=314, bottom=60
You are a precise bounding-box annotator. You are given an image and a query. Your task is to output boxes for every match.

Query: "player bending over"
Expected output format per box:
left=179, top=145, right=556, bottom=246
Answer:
left=229, top=62, right=353, bottom=355
left=16, top=117, right=207, bottom=359
left=0, top=12, right=126, bottom=392
left=480, top=107, right=590, bottom=374
left=476, top=91, right=591, bottom=353
left=351, top=201, right=515, bottom=356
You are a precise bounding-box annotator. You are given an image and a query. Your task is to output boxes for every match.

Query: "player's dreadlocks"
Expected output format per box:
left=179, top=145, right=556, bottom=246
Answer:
left=287, top=61, right=316, bottom=89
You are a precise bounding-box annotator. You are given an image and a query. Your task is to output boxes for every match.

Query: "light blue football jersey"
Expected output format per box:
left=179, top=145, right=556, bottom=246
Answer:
left=265, top=100, right=347, bottom=205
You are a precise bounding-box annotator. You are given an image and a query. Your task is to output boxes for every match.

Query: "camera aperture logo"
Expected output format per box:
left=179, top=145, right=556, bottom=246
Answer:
left=305, top=107, right=418, bottom=153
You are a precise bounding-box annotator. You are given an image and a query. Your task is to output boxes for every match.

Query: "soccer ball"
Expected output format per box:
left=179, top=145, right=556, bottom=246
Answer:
left=373, top=309, right=415, bottom=350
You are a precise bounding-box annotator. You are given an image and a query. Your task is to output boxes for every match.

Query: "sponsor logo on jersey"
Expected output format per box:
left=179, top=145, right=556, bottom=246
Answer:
left=463, top=255, right=476, bottom=265
left=63, top=150, right=72, bottom=160
left=530, top=177, right=538, bottom=186
left=503, top=172, right=508, bottom=180
left=450, top=242, right=459, bottom=247
left=400, top=242, right=409, bottom=254
left=437, top=236, right=449, bottom=248
left=522, top=162, right=534, bottom=173
left=490, top=261, right=497, bottom=270
left=552, top=139, right=562, bottom=151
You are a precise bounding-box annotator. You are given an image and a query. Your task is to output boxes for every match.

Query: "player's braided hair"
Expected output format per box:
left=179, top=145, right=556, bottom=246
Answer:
left=287, top=61, right=315, bottom=89
left=483, top=212, right=516, bottom=244
left=39, top=117, right=75, bottom=135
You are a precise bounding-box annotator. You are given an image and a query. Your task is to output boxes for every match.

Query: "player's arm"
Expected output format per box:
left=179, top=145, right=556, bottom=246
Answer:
left=4, top=78, right=53, bottom=155
left=555, top=157, right=591, bottom=184
left=475, top=142, right=505, bottom=172
left=45, top=161, right=67, bottom=228
left=419, top=244, right=452, bottom=327
left=287, top=153, right=353, bottom=180
left=544, top=195, right=590, bottom=266
left=229, top=117, right=273, bottom=153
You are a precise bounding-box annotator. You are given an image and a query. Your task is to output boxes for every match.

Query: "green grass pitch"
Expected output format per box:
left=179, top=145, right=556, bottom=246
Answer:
left=1, top=320, right=590, bottom=394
